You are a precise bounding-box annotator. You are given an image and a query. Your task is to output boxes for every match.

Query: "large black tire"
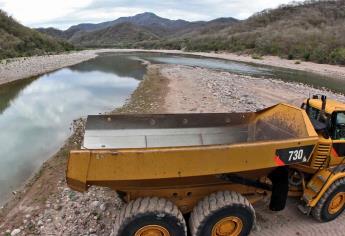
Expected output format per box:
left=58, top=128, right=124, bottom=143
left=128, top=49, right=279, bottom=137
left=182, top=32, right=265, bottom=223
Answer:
left=312, top=178, right=345, bottom=222
left=189, top=191, right=255, bottom=236
left=112, top=197, right=187, bottom=236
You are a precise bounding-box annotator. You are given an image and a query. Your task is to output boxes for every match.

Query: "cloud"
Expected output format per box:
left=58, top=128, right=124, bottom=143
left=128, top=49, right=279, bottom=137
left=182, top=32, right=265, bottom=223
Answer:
left=0, top=0, right=304, bottom=29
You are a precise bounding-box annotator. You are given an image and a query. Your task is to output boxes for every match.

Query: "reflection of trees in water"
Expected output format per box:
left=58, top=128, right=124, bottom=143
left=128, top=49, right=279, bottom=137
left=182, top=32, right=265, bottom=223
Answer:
left=0, top=77, right=36, bottom=114
left=69, top=54, right=146, bottom=80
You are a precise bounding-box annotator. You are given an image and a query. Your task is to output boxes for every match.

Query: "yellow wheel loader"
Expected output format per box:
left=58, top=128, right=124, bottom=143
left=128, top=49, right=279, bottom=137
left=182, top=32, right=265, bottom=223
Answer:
left=67, top=95, right=345, bottom=236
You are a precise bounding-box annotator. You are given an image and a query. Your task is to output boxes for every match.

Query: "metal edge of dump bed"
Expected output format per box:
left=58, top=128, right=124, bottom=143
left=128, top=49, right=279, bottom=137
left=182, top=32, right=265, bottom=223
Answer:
left=67, top=103, right=319, bottom=192
left=81, top=103, right=318, bottom=149
left=67, top=136, right=319, bottom=192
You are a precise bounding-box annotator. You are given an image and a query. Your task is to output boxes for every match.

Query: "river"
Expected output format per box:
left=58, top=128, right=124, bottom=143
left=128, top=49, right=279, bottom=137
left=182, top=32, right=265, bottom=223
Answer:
left=0, top=52, right=344, bottom=205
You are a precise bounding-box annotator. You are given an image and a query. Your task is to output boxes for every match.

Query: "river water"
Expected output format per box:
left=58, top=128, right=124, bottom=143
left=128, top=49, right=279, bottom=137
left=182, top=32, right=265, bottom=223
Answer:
left=0, top=52, right=344, bottom=204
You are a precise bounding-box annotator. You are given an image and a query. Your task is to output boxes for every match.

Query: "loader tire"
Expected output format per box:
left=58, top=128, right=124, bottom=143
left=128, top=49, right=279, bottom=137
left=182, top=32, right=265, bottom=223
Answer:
left=112, top=197, right=187, bottom=236
left=189, top=191, right=255, bottom=236
left=312, top=177, right=345, bottom=222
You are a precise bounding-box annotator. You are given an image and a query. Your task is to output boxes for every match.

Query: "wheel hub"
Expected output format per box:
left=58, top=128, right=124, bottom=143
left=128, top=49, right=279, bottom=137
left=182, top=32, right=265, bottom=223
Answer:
left=328, top=192, right=345, bottom=214
left=212, top=216, right=243, bottom=236
left=135, top=225, right=170, bottom=236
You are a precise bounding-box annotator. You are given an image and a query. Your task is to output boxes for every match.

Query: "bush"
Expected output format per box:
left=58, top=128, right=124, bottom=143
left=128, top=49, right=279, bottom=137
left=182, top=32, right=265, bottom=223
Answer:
left=310, top=46, right=329, bottom=64
left=0, top=10, right=74, bottom=60
left=288, top=54, right=294, bottom=60
left=252, top=53, right=263, bottom=60
left=330, top=48, right=345, bottom=65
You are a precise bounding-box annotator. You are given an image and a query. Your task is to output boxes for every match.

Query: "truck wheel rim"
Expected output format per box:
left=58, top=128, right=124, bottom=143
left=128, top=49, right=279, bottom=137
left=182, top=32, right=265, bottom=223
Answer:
left=212, top=216, right=243, bottom=236
left=135, top=225, right=170, bottom=236
left=328, top=192, right=345, bottom=214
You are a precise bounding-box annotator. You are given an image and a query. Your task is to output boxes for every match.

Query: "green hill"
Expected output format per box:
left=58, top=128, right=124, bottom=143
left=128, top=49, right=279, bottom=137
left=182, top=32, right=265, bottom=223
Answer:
left=69, top=22, right=160, bottom=47
left=35, top=0, right=345, bottom=65
left=0, top=10, right=73, bottom=60
left=160, top=0, right=345, bottom=65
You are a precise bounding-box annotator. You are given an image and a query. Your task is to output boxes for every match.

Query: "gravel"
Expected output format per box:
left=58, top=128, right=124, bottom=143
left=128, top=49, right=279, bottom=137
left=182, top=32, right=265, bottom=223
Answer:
left=0, top=51, right=98, bottom=86
left=161, top=65, right=345, bottom=113
left=2, top=62, right=345, bottom=236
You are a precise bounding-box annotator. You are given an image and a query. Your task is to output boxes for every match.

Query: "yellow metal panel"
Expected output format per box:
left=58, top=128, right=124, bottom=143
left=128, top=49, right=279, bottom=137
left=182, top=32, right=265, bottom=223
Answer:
left=66, top=151, right=91, bottom=192
left=83, top=138, right=317, bottom=182
left=308, top=99, right=345, bottom=114
left=126, top=183, right=263, bottom=213
left=256, top=103, right=318, bottom=138
left=306, top=170, right=345, bottom=207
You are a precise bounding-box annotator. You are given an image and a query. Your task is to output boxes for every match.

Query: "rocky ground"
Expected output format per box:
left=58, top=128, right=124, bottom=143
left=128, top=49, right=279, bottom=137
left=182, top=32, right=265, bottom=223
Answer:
left=161, top=64, right=345, bottom=113
left=2, top=49, right=344, bottom=87
left=0, top=51, right=97, bottom=85
left=1, top=60, right=345, bottom=236
left=160, top=64, right=345, bottom=235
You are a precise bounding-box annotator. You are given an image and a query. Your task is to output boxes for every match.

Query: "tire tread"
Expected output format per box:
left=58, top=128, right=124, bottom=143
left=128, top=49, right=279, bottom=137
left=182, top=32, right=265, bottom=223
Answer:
left=112, top=197, right=187, bottom=236
left=189, top=191, right=255, bottom=236
left=312, top=177, right=345, bottom=222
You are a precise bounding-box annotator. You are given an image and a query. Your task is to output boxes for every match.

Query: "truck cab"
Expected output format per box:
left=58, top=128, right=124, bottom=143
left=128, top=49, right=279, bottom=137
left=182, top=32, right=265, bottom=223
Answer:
left=302, top=96, right=345, bottom=169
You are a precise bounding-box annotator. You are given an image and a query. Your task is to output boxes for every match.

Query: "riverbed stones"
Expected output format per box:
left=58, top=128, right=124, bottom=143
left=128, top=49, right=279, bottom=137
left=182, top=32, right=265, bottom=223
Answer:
left=2, top=61, right=345, bottom=236
left=10, top=228, right=21, bottom=236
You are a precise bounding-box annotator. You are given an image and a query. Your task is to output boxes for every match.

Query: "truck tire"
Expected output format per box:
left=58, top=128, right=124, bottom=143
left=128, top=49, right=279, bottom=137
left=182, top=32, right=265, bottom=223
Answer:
left=112, top=197, right=187, bottom=236
left=189, top=191, right=255, bottom=236
left=312, top=177, right=345, bottom=222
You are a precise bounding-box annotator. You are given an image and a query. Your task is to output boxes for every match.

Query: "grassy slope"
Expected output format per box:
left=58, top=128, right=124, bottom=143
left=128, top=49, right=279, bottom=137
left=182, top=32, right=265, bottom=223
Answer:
left=138, top=0, right=345, bottom=65
left=0, top=10, right=73, bottom=60
left=69, top=22, right=159, bottom=47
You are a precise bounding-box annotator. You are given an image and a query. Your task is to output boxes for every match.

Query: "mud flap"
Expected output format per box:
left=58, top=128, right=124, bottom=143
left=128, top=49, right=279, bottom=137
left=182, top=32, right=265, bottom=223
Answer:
left=268, top=167, right=289, bottom=211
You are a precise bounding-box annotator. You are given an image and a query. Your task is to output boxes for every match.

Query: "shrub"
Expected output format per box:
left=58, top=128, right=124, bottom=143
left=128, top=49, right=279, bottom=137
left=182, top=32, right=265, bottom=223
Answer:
left=310, top=46, right=329, bottom=64
left=330, top=48, right=345, bottom=65
left=252, top=53, right=263, bottom=60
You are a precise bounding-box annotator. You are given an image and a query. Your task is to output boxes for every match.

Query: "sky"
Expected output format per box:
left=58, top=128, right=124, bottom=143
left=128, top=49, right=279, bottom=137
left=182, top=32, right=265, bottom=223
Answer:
left=0, top=0, right=304, bottom=30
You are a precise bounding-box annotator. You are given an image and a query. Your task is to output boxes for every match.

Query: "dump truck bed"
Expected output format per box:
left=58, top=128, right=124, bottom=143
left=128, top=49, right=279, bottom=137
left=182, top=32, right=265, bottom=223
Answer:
left=83, top=106, right=308, bottom=149
left=67, top=104, right=319, bottom=192
left=84, top=113, right=259, bottom=149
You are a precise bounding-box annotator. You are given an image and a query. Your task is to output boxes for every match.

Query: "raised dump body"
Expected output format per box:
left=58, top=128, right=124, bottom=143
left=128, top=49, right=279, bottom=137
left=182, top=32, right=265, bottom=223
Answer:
left=67, top=103, right=318, bottom=192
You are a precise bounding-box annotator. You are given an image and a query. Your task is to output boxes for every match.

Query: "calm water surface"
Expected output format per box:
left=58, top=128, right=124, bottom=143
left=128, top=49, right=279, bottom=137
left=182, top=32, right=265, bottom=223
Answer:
left=0, top=52, right=344, bottom=204
left=0, top=54, right=144, bottom=203
left=140, top=53, right=345, bottom=94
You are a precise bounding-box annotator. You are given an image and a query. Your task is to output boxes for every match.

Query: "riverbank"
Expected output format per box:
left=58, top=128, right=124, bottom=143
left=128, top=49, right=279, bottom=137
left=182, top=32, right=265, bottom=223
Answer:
left=94, top=49, right=345, bottom=80
left=161, top=64, right=345, bottom=113
left=0, top=51, right=98, bottom=86
left=2, top=60, right=345, bottom=235
left=0, top=65, right=166, bottom=236
left=1, top=49, right=345, bottom=87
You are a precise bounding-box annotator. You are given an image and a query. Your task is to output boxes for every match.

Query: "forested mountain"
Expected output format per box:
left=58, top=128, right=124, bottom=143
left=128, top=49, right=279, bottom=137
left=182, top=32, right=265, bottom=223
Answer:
left=37, top=12, right=238, bottom=48
left=11, top=0, right=345, bottom=65
left=0, top=10, right=73, bottom=60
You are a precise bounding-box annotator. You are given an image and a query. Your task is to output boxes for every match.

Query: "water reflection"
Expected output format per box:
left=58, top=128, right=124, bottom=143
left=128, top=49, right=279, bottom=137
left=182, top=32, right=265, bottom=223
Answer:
left=69, top=53, right=146, bottom=80
left=141, top=54, right=345, bottom=94
left=0, top=78, right=36, bottom=114
left=0, top=52, right=344, bottom=205
left=0, top=56, right=143, bottom=204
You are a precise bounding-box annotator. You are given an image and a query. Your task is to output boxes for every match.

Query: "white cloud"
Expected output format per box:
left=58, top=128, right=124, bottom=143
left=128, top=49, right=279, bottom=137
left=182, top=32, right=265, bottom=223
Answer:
left=0, top=0, right=92, bottom=26
left=0, top=0, right=304, bottom=29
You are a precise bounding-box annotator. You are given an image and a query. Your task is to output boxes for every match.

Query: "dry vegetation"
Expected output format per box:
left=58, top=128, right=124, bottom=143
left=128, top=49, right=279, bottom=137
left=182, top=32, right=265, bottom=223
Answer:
left=135, top=0, right=345, bottom=65
left=0, top=10, right=73, bottom=60
left=69, top=23, right=160, bottom=48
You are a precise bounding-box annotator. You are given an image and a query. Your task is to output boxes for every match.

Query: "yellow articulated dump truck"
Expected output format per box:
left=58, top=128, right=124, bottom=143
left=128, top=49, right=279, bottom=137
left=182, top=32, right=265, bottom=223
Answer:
left=67, top=95, right=345, bottom=236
